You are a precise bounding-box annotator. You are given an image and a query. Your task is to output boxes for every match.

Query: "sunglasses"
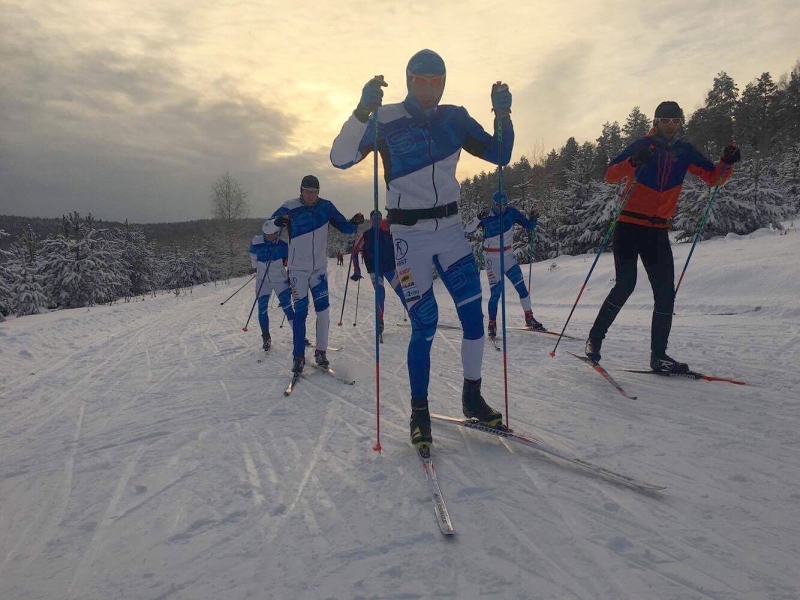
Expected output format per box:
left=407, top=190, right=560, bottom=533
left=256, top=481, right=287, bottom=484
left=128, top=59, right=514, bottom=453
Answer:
left=408, top=72, right=446, bottom=87
left=657, top=117, right=682, bottom=125
left=301, top=187, right=319, bottom=193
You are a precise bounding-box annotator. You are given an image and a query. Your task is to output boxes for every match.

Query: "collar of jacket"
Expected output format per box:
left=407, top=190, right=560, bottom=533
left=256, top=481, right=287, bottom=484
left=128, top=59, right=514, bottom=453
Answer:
left=402, top=95, right=438, bottom=121
left=647, top=129, right=681, bottom=150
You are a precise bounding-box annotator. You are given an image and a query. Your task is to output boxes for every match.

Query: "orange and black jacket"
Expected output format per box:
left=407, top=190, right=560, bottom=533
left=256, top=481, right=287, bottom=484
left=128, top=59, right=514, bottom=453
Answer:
left=605, top=129, right=732, bottom=228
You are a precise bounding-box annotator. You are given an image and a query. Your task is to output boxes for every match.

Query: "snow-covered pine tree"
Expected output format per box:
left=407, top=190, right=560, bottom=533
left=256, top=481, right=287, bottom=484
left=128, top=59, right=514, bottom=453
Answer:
left=40, top=212, right=122, bottom=308
left=777, top=143, right=800, bottom=217
left=556, top=149, right=618, bottom=256
left=675, top=158, right=789, bottom=240
left=0, top=230, right=12, bottom=320
left=115, top=220, right=158, bottom=300
left=6, top=245, right=48, bottom=316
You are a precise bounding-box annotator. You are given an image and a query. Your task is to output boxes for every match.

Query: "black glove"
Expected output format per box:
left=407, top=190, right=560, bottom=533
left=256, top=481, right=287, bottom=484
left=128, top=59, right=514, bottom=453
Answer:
left=477, top=207, right=490, bottom=220
left=630, top=147, right=654, bottom=168
left=491, top=82, right=512, bottom=118
left=721, top=143, right=741, bottom=165
left=273, top=216, right=288, bottom=227
left=528, top=208, right=540, bottom=222
left=354, top=76, right=387, bottom=123
left=350, top=213, right=365, bottom=225
left=350, top=273, right=363, bottom=282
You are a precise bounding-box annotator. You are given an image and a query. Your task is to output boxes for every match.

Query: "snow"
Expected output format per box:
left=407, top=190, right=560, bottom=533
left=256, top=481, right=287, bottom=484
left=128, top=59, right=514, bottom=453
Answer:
left=1, top=228, right=799, bottom=600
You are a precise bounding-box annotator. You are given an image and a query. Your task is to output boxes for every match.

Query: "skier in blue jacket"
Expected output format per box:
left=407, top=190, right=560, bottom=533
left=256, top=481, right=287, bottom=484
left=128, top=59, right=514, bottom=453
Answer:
left=465, top=191, right=544, bottom=337
left=248, top=219, right=296, bottom=350
left=271, top=175, right=364, bottom=373
left=331, top=49, right=514, bottom=449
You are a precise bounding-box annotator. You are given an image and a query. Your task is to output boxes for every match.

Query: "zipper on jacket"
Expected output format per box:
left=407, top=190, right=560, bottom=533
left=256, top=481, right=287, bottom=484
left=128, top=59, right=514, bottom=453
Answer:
left=424, top=116, right=440, bottom=230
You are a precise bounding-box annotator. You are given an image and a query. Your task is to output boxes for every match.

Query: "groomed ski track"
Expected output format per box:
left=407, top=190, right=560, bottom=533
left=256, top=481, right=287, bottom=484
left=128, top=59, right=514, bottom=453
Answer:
left=1, top=228, right=798, bottom=599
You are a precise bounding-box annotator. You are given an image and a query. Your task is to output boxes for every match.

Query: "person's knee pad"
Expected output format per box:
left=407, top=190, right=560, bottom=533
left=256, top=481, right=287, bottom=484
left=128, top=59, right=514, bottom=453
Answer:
left=311, top=282, right=329, bottom=312
left=457, top=298, right=484, bottom=340
left=294, top=296, right=309, bottom=320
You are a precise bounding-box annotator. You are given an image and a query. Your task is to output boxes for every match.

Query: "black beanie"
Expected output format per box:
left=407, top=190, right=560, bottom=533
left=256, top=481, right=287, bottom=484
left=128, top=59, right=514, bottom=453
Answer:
left=654, top=101, right=682, bottom=119
left=301, top=175, right=320, bottom=190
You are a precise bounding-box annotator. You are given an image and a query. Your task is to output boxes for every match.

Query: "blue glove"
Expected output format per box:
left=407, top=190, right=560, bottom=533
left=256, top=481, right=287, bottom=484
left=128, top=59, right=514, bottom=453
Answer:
left=491, top=82, right=512, bottom=117
left=354, top=76, right=387, bottom=122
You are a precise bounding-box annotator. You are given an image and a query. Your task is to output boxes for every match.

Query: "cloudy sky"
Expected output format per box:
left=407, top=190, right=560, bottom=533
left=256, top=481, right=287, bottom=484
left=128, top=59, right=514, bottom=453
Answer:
left=1, top=0, right=799, bottom=223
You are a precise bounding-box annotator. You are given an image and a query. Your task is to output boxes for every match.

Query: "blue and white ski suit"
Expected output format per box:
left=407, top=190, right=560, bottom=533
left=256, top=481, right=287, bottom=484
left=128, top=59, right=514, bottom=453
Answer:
left=270, top=197, right=358, bottom=359
left=249, top=236, right=295, bottom=335
left=331, top=97, right=513, bottom=400
left=465, top=206, right=538, bottom=321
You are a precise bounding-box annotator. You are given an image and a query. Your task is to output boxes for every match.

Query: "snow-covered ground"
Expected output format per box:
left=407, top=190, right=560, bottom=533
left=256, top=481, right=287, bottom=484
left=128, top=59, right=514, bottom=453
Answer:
left=1, top=228, right=799, bottom=600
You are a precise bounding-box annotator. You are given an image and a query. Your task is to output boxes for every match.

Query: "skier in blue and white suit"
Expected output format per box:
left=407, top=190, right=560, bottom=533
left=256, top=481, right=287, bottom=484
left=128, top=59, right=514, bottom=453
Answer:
left=249, top=218, right=296, bottom=351
left=330, top=49, right=515, bottom=448
left=465, top=191, right=545, bottom=337
left=270, top=175, right=364, bottom=374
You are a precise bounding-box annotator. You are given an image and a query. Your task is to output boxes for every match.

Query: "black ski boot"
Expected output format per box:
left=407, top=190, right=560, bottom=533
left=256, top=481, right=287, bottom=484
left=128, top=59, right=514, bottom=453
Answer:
left=410, top=398, right=433, bottom=449
left=650, top=352, right=690, bottom=374
left=291, top=356, right=305, bottom=374
left=585, top=337, right=602, bottom=363
left=462, top=378, right=503, bottom=427
left=261, top=332, right=271, bottom=351
left=524, top=310, right=545, bottom=331
left=487, top=319, right=497, bottom=338
left=314, top=349, right=329, bottom=368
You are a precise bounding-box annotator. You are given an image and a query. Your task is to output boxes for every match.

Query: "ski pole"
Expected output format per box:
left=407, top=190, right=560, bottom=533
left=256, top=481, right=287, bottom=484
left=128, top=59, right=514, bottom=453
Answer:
left=527, top=230, right=534, bottom=293
left=353, top=278, right=361, bottom=326
left=495, top=109, right=511, bottom=428
left=371, top=105, right=383, bottom=453
left=242, top=270, right=269, bottom=332
left=338, top=253, right=353, bottom=326
left=549, top=169, right=642, bottom=357
left=675, top=168, right=730, bottom=297
left=220, top=274, right=254, bottom=306
left=279, top=312, right=286, bottom=328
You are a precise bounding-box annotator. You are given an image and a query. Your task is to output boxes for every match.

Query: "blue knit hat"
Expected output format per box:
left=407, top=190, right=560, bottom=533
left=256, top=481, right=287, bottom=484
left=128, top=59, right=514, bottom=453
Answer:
left=406, top=49, right=446, bottom=86
left=492, top=191, right=508, bottom=207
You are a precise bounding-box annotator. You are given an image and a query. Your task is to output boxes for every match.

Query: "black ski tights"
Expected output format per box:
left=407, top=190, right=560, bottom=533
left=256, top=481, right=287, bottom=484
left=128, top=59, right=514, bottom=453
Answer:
left=589, top=223, right=675, bottom=355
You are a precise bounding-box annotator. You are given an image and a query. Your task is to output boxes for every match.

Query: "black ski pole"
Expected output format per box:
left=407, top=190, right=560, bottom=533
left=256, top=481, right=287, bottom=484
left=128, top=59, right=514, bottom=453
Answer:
left=220, top=274, right=254, bottom=306
left=353, top=278, right=361, bottom=327
left=338, top=253, right=353, bottom=326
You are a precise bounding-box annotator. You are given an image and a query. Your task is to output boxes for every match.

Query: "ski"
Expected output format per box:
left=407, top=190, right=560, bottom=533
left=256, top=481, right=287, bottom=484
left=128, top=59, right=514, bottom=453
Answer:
left=566, top=351, right=638, bottom=400
left=284, top=372, right=300, bottom=396
left=431, top=414, right=665, bottom=492
left=311, top=364, right=355, bottom=385
left=418, top=445, right=456, bottom=536
left=509, top=327, right=581, bottom=341
left=622, top=369, right=747, bottom=386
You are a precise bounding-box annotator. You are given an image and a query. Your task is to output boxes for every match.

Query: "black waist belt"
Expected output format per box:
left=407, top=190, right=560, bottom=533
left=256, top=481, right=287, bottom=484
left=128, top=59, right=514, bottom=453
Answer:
left=620, top=210, right=669, bottom=225
left=387, top=202, right=459, bottom=226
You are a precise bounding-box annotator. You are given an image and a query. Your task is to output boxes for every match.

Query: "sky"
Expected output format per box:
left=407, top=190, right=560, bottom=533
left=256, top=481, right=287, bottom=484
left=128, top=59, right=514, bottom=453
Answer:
left=1, top=0, right=799, bottom=223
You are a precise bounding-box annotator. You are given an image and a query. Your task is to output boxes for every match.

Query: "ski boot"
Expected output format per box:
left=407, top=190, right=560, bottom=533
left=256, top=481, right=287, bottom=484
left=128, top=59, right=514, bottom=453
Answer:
left=524, top=310, right=545, bottom=331
left=261, top=332, right=271, bottom=351
left=585, top=337, right=602, bottom=363
left=314, top=349, right=329, bottom=368
left=410, top=398, right=433, bottom=449
left=378, top=319, right=384, bottom=336
left=291, top=356, right=305, bottom=374
left=487, top=319, right=497, bottom=339
left=650, top=352, right=690, bottom=374
left=462, top=378, right=503, bottom=427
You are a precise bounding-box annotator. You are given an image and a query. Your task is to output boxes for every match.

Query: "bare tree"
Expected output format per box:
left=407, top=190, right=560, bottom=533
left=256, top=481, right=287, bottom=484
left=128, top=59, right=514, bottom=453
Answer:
left=210, top=172, right=250, bottom=281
